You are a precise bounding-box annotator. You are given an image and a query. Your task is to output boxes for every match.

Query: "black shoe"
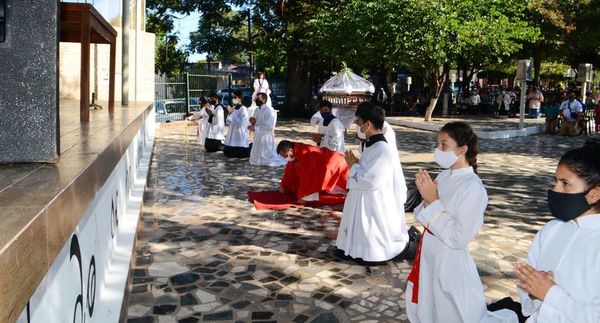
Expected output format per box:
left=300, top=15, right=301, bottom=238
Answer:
left=334, top=248, right=354, bottom=261
left=358, top=259, right=387, bottom=267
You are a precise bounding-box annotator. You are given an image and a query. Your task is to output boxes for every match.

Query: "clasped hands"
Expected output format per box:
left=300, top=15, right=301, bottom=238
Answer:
left=415, top=169, right=438, bottom=206
left=344, top=150, right=359, bottom=167
left=514, top=262, right=554, bottom=301
left=248, top=117, right=257, bottom=131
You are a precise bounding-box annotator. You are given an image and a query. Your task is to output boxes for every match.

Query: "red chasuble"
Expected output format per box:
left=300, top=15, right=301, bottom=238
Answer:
left=280, top=142, right=349, bottom=200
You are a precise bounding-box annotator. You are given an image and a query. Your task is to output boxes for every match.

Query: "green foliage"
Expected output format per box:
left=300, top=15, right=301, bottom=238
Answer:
left=146, top=9, right=188, bottom=76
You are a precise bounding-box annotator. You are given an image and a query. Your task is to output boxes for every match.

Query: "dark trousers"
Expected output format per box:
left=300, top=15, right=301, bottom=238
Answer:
left=205, top=138, right=223, bottom=152
left=223, top=145, right=251, bottom=158
left=487, top=297, right=529, bottom=323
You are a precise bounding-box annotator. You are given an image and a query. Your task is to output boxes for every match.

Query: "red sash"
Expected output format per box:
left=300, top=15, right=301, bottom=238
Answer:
left=406, top=227, right=433, bottom=304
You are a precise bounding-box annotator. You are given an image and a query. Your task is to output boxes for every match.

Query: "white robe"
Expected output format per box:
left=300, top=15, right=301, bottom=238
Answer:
left=518, top=213, right=600, bottom=322
left=224, top=105, right=249, bottom=148
left=310, top=112, right=345, bottom=153
left=320, top=118, right=345, bottom=153
left=206, top=105, right=225, bottom=140
left=249, top=104, right=285, bottom=166
left=336, top=135, right=408, bottom=261
left=406, top=166, right=516, bottom=323
left=189, top=107, right=209, bottom=145
left=333, top=107, right=356, bottom=129
left=252, top=78, right=273, bottom=107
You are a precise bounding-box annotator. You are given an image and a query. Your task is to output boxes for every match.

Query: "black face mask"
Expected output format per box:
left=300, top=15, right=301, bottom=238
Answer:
left=547, top=189, right=592, bottom=222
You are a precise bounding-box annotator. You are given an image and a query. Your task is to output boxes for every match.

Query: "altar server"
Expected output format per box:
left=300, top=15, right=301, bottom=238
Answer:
left=204, top=95, right=225, bottom=152
left=249, top=93, right=285, bottom=166
left=223, top=90, right=251, bottom=158
left=511, top=138, right=600, bottom=323
left=187, top=97, right=210, bottom=146
left=406, top=121, right=516, bottom=323
left=336, top=103, right=409, bottom=262
left=310, top=100, right=345, bottom=153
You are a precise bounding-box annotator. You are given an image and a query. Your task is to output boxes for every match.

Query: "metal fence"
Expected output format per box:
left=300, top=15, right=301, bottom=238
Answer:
left=154, top=73, right=233, bottom=123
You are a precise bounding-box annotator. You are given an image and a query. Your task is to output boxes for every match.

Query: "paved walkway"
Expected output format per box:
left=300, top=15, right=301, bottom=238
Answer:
left=125, top=120, right=591, bottom=323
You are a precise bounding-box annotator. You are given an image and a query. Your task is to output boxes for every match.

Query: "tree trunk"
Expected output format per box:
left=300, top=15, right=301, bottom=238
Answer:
left=285, top=45, right=310, bottom=117
left=533, top=43, right=542, bottom=85
left=424, top=66, right=448, bottom=122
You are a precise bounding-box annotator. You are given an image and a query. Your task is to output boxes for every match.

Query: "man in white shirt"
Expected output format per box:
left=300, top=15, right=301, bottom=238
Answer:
left=559, top=93, right=583, bottom=136
left=527, top=85, right=544, bottom=119
left=311, top=100, right=345, bottom=153
left=249, top=93, right=286, bottom=166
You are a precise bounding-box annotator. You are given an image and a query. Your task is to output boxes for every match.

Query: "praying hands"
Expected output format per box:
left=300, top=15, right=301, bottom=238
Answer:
left=514, top=262, right=554, bottom=301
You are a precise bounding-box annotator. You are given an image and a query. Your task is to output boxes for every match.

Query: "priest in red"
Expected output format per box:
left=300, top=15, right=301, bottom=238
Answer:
left=276, top=140, right=349, bottom=204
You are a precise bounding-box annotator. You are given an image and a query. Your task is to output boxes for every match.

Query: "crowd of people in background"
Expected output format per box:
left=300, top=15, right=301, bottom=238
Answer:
left=391, top=83, right=600, bottom=136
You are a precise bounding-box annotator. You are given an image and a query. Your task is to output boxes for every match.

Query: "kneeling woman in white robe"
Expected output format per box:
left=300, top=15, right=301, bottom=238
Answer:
left=224, top=91, right=251, bottom=158
left=204, top=98, right=225, bottom=153
left=406, top=121, right=516, bottom=323
left=249, top=93, right=285, bottom=166
left=187, top=98, right=210, bottom=146
left=503, top=138, right=600, bottom=323
left=336, top=103, right=409, bottom=262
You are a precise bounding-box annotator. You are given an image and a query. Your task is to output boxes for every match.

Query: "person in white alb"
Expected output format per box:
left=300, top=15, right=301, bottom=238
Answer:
left=252, top=72, right=272, bottom=108
left=310, top=100, right=345, bottom=153
left=509, top=139, right=600, bottom=323
left=406, top=121, right=516, bottom=323
left=187, top=97, right=210, bottom=146
left=249, top=93, right=285, bottom=167
left=204, top=95, right=225, bottom=152
left=336, top=103, right=409, bottom=264
left=223, top=90, right=251, bottom=158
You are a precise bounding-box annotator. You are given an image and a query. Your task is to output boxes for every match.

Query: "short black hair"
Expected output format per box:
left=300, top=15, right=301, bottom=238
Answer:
left=355, top=102, right=385, bottom=130
left=319, top=100, right=332, bottom=110
left=257, top=92, right=268, bottom=101
left=276, top=140, right=294, bottom=153
left=200, top=97, right=208, bottom=106
left=233, top=90, right=243, bottom=99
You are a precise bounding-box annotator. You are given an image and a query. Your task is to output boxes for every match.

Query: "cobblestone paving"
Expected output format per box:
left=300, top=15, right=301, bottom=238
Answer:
left=125, top=119, right=592, bottom=323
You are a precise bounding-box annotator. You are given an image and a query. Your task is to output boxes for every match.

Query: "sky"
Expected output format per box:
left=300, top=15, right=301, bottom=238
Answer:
left=172, top=11, right=206, bottom=62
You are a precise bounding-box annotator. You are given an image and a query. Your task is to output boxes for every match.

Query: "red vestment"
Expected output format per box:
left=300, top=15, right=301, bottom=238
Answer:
left=280, top=142, right=349, bottom=200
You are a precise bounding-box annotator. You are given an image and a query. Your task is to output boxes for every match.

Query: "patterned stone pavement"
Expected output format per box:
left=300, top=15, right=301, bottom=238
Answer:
left=125, top=119, right=592, bottom=323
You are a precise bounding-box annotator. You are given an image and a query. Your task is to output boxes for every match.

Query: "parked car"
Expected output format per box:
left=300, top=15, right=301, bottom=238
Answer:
left=155, top=99, right=187, bottom=123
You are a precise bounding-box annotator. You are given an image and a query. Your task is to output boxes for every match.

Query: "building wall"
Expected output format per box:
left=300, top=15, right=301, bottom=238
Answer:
left=0, top=0, right=58, bottom=162
left=59, top=0, right=154, bottom=104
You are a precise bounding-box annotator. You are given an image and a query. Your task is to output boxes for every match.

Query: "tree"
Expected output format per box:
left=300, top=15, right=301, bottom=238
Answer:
left=188, top=3, right=247, bottom=67
left=146, top=2, right=188, bottom=76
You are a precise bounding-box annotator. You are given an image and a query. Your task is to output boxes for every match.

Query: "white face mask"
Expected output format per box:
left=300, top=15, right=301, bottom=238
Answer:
left=285, top=156, right=295, bottom=162
left=433, top=148, right=459, bottom=169
left=357, top=123, right=368, bottom=140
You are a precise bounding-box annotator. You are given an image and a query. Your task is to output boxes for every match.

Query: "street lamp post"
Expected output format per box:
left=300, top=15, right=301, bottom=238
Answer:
left=516, top=59, right=532, bottom=130
left=406, top=76, right=412, bottom=92
left=578, top=63, right=593, bottom=103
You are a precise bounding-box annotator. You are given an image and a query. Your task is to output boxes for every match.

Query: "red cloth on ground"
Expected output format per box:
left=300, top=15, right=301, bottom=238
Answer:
left=407, top=227, right=433, bottom=304
left=280, top=142, right=349, bottom=200
left=247, top=191, right=345, bottom=210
